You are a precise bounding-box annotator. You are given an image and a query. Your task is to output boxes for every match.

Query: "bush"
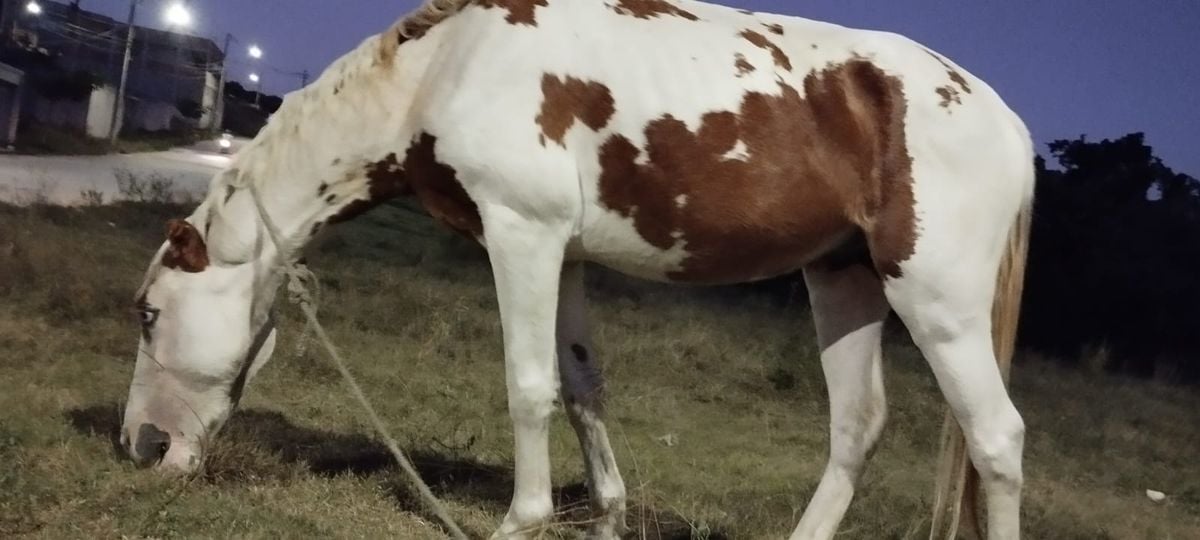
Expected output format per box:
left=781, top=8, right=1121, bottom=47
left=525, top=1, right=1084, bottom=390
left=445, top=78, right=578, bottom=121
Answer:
left=114, top=169, right=176, bottom=204
left=79, top=188, right=104, bottom=207
left=14, top=123, right=110, bottom=155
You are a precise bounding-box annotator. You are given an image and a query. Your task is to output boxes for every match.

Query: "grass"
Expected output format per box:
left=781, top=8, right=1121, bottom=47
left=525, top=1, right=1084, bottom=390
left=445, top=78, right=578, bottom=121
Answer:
left=0, top=199, right=1197, bottom=539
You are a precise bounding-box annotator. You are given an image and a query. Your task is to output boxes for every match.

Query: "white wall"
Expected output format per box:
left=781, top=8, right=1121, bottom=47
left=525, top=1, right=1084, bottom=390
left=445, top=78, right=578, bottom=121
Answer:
left=85, top=85, right=115, bottom=139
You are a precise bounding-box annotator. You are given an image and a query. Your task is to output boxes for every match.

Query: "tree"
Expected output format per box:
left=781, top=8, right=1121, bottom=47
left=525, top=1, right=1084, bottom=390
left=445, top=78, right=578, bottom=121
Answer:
left=1022, top=133, right=1200, bottom=381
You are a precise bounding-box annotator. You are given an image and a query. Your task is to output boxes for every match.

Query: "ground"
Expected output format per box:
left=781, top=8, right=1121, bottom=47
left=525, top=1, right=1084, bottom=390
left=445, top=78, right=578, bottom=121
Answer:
left=0, top=138, right=244, bottom=205
left=0, top=199, right=1197, bottom=539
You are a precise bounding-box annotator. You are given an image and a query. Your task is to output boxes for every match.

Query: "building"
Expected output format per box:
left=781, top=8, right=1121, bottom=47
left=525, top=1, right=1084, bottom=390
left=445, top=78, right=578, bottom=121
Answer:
left=0, top=0, right=224, bottom=136
left=0, top=60, right=22, bottom=147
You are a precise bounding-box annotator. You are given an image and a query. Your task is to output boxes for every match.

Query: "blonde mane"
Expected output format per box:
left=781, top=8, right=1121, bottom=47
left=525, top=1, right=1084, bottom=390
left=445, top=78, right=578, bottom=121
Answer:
left=186, top=1, right=476, bottom=267
left=393, top=0, right=473, bottom=40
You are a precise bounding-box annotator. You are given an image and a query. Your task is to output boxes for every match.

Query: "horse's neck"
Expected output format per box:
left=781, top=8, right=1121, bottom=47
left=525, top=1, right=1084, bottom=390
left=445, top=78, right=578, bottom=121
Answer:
left=201, top=17, right=450, bottom=265
left=197, top=172, right=319, bottom=267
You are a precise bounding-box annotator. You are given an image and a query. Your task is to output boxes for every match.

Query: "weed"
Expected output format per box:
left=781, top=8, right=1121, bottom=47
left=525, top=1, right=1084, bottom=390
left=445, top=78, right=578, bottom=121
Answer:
left=79, top=187, right=105, bottom=206
left=114, top=168, right=178, bottom=204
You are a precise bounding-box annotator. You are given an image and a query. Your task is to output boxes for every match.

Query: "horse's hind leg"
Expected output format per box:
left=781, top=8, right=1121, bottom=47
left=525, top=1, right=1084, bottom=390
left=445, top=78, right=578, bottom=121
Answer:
left=884, top=268, right=1024, bottom=540
left=791, top=259, right=891, bottom=540
left=556, top=261, right=626, bottom=539
left=880, top=192, right=1027, bottom=539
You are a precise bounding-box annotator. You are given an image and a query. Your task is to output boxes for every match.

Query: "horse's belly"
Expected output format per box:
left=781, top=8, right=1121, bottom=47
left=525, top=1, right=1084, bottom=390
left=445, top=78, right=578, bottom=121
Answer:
left=576, top=204, right=853, bottom=285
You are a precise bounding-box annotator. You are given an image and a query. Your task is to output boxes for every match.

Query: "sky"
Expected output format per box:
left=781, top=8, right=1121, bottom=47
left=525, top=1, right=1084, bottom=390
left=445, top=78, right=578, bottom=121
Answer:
left=80, top=0, right=1200, bottom=176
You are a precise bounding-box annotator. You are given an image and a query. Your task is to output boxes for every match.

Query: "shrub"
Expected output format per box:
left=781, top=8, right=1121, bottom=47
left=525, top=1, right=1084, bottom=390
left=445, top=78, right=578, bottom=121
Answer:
left=114, top=169, right=176, bottom=204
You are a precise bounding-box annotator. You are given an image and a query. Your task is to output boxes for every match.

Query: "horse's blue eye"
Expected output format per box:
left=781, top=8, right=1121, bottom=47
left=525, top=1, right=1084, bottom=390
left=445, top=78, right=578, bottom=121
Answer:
left=139, top=308, right=159, bottom=327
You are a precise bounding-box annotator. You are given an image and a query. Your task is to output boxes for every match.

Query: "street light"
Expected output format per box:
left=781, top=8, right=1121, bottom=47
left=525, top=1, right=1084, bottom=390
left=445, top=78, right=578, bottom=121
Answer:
left=214, top=36, right=264, bottom=131
left=25, top=1, right=42, bottom=15
left=163, top=3, right=192, bottom=27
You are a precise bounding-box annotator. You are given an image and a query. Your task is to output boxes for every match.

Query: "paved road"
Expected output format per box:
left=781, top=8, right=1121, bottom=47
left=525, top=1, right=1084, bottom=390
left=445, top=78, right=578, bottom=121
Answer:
left=0, top=138, right=247, bottom=206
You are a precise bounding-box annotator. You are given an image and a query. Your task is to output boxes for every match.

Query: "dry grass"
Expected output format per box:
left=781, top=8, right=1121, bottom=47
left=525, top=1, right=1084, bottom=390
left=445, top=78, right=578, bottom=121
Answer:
left=0, top=200, right=1197, bottom=539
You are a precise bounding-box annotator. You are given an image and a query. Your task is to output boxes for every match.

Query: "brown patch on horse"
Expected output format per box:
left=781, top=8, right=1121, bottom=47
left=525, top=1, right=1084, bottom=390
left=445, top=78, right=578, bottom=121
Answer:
left=476, top=0, right=548, bottom=26
left=763, top=22, right=784, bottom=35
left=936, top=85, right=962, bottom=108
left=925, top=49, right=972, bottom=94
left=536, top=74, right=616, bottom=147
left=609, top=0, right=699, bottom=21
left=162, top=219, right=209, bottom=273
left=327, top=153, right=410, bottom=224
left=734, top=53, right=755, bottom=77
left=404, top=133, right=483, bottom=238
left=597, top=59, right=916, bottom=282
left=326, top=135, right=480, bottom=239
left=740, top=30, right=791, bottom=71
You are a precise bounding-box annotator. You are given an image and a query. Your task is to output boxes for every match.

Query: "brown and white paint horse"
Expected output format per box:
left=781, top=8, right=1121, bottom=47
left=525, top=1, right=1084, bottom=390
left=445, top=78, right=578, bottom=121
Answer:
left=121, top=1, right=1034, bottom=538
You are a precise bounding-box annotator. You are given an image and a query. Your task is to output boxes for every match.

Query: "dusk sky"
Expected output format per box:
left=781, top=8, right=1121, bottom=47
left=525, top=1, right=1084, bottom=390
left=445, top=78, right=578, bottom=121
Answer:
left=84, top=0, right=1200, bottom=176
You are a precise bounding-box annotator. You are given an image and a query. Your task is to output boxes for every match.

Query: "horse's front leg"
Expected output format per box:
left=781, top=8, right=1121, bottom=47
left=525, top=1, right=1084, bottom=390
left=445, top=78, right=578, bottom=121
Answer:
left=483, top=206, right=571, bottom=539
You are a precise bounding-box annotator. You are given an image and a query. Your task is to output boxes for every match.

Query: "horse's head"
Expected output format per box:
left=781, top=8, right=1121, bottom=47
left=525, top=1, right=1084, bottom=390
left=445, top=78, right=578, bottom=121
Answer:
left=120, top=217, right=279, bottom=472
left=118, top=1, right=467, bottom=472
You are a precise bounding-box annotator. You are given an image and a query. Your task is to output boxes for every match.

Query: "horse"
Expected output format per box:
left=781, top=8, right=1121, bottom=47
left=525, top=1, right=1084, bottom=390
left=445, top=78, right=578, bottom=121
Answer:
left=120, top=1, right=1034, bottom=538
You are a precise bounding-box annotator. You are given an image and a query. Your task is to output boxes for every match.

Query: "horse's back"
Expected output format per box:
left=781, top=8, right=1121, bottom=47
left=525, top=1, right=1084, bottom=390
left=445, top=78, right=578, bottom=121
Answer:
left=420, top=0, right=1033, bottom=285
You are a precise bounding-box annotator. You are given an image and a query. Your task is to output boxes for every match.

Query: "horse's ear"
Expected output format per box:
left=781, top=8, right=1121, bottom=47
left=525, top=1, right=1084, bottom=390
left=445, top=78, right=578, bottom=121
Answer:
left=163, top=218, right=210, bottom=273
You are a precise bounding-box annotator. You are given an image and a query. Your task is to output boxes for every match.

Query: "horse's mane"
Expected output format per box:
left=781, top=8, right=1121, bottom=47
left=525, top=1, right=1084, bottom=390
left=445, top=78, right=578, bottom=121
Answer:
left=393, top=0, right=473, bottom=40
left=187, top=0, right=476, bottom=259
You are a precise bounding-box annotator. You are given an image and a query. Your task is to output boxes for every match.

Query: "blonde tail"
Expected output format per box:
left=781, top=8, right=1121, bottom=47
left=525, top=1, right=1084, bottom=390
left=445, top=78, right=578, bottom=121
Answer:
left=929, top=200, right=1032, bottom=539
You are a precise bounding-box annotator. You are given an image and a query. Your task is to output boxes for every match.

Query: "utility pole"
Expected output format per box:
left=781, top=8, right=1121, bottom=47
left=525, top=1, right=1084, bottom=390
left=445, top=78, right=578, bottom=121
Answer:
left=301, top=69, right=309, bottom=88
left=213, top=32, right=231, bottom=132
left=109, top=0, right=137, bottom=147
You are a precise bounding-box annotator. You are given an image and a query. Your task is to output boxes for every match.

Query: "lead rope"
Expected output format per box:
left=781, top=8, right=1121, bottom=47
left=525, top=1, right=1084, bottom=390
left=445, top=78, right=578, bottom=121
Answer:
left=246, top=184, right=469, bottom=540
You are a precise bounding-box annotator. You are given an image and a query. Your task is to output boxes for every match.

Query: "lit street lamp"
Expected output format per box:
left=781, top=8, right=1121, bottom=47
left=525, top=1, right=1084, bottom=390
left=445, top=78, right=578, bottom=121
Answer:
left=25, top=1, right=42, bottom=15
left=163, top=3, right=192, bottom=27
left=215, top=37, right=265, bottom=131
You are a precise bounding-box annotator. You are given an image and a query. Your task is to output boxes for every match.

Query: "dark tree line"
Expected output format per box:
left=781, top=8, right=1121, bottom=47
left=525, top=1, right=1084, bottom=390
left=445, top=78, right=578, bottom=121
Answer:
left=1021, top=133, right=1200, bottom=382
left=219, top=81, right=284, bottom=138
left=223, top=81, right=283, bottom=114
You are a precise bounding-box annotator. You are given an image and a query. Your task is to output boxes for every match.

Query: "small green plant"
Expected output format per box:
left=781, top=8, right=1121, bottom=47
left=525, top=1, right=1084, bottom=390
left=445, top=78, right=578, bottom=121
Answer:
left=79, top=188, right=104, bottom=206
left=114, top=169, right=177, bottom=204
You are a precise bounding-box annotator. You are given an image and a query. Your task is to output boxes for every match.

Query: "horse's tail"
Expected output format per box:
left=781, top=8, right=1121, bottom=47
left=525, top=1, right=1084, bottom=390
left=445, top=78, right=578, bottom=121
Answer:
left=929, top=194, right=1033, bottom=539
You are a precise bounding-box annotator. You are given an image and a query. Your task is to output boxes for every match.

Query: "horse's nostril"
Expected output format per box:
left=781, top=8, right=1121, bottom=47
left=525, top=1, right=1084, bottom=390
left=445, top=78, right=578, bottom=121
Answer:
left=133, top=423, right=171, bottom=465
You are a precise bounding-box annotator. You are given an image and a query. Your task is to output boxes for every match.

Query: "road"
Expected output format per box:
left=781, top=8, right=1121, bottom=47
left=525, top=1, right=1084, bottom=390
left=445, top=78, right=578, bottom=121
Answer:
left=0, top=138, right=247, bottom=206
